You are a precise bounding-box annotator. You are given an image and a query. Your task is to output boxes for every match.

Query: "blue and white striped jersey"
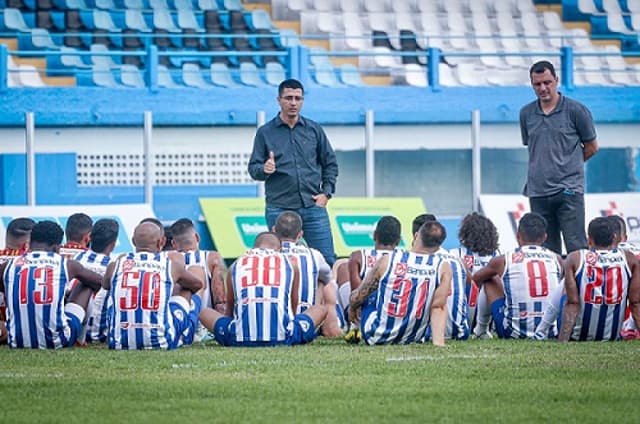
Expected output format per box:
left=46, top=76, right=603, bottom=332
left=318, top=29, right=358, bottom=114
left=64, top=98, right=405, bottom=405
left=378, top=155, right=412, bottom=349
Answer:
left=73, top=249, right=112, bottom=343
left=435, top=248, right=470, bottom=340
left=4, top=251, right=73, bottom=349
left=108, top=252, right=178, bottom=350
left=228, top=248, right=295, bottom=343
left=281, top=241, right=331, bottom=314
left=182, top=250, right=212, bottom=306
left=572, top=249, right=631, bottom=341
left=362, top=249, right=443, bottom=345
left=501, top=245, right=563, bottom=339
left=358, top=248, right=396, bottom=281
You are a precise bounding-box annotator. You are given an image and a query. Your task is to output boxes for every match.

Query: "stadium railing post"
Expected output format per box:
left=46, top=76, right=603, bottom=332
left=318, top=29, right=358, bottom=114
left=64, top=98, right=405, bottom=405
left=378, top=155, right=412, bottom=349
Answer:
left=427, top=47, right=440, bottom=92
left=561, top=46, right=574, bottom=91
left=0, top=44, right=7, bottom=92
left=145, top=44, right=159, bottom=92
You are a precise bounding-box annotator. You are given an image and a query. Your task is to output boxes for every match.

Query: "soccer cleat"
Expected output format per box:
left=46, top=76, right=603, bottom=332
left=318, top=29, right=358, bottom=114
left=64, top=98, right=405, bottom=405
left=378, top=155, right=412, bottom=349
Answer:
left=620, top=329, right=640, bottom=340
left=472, top=330, right=493, bottom=340
left=533, top=330, right=547, bottom=341
left=344, top=324, right=361, bottom=344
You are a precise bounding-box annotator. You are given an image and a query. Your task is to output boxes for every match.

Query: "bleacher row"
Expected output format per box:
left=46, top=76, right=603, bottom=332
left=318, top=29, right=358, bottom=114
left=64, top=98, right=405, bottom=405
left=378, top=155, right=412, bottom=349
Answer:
left=1, top=0, right=640, bottom=88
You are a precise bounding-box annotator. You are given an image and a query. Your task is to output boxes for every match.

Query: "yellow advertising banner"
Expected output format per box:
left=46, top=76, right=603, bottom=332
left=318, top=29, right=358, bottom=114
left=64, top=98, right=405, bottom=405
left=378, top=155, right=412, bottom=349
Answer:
left=199, top=197, right=427, bottom=259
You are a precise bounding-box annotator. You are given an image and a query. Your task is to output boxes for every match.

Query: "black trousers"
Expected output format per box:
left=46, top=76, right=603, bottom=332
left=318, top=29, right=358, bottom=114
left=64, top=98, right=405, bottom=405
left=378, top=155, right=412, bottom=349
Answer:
left=529, top=190, right=587, bottom=255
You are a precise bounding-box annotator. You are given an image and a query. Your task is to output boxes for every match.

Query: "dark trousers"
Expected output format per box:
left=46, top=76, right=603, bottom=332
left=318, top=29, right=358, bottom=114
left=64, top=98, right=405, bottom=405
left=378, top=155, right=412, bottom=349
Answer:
left=529, top=190, right=587, bottom=255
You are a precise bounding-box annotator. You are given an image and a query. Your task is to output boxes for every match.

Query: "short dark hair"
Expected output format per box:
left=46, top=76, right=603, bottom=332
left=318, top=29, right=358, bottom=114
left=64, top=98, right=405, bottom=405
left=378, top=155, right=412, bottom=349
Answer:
left=90, top=218, right=120, bottom=253
left=169, top=218, right=196, bottom=248
left=412, top=213, right=437, bottom=234
left=278, top=78, right=304, bottom=96
left=588, top=217, right=615, bottom=248
left=607, top=215, right=626, bottom=239
left=375, top=216, right=402, bottom=246
left=518, top=212, right=547, bottom=243
left=529, top=60, right=556, bottom=78
left=163, top=225, right=174, bottom=251
left=31, top=220, right=64, bottom=247
left=6, top=217, right=35, bottom=240
left=65, top=212, right=93, bottom=243
left=419, top=221, right=447, bottom=249
left=274, top=211, right=302, bottom=240
left=254, top=231, right=281, bottom=250
left=458, top=212, right=499, bottom=255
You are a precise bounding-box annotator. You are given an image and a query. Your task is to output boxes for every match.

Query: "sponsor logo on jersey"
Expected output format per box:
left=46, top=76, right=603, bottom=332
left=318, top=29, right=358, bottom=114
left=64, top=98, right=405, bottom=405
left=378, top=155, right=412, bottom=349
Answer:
left=512, top=251, right=525, bottom=263
left=394, top=262, right=408, bottom=276
left=586, top=251, right=598, bottom=266
left=235, top=216, right=268, bottom=247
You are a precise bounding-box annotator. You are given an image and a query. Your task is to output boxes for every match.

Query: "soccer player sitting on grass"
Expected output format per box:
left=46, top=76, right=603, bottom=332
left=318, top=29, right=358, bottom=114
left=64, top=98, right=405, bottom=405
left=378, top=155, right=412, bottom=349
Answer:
left=348, top=220, right=452, bottom=346
left=558, top=217, right=640, bottom=342
left=0, top=220, right=103, bottom=349
left=273, top=211, right=342, bottom=337
left=103, top=221, right=203, bottom=350
left=472, top=212, right=563, bottom=340
left=199, top=232, right=327, bottom=347
left=59, top=212, right=93, bottom=258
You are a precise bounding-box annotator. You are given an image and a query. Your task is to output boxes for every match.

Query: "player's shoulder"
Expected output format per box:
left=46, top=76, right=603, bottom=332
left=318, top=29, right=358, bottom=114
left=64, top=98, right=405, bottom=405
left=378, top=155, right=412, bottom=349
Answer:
left=520, top=99, right=538, bottom=115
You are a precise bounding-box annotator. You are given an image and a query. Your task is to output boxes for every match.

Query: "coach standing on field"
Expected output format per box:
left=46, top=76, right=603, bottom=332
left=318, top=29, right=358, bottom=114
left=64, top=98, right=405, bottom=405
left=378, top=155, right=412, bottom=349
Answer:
left=248, top=79, right=338, bottom=266
left=520, top=60, right=598, bottom=255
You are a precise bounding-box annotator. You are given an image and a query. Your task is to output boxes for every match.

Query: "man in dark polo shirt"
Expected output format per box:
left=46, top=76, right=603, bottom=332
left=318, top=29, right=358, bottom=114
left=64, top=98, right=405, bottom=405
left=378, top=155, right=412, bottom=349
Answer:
left=248, top=79, right=338, bottom=266
left=520, top=60, right=599, bottom=255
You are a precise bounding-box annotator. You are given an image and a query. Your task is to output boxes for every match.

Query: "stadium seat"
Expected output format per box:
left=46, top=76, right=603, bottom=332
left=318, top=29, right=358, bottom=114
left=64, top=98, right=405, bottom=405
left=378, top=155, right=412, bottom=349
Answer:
left=437, top=64, right=459, bottom=87
left=124, top=0, right=145, bottom=9
left=26, top=28, right=59, bottom=50
left=58, top=46, right=92, bottom=70
left=210, top=62, right=239, bottom=87
left=265, top=61, right=286, bottom=85
left=120, top=64, right=145, bottom=87
left=249, top=10, right=273, bottom=32
left=456, top=63, right=489, bottom=86
left=391, top=0, right=413, bottom=13
left=364, top=0, right=390, bottom=13
left=93, top=10, right=123, bottom=48
left=632, top=13, right=640, bottom=31
left=182, top=63, right=212, bottom=88
left=313, top=60, right=342, bottom=87
left=6, top=56, right=21, bottom=88
left=35, top=11, right=55, bottom=31
left=604, top=46, right=635, bottom=85
left=16, top=64, right=46, bottom=87
left=177, top=9, right=204, bottom=49
left=95, top=0, right=116, bottom=10
left=399, top=29, right=425, bottom=65
left=153, top=9, right=182, bottom=47
left=606, top=13, right=636, bottom=34
left=338, top=63, right=364, bottom=86
left=36, top=0, right=54, bottom=9
left=630, top=0, right=640, bottom=12
left=312, top=0, right=337, bottom=12
left=238, top=62, right=264, bottom=86
left=2, top=8, right=31, bottom=32
left=174, top=0, right=194, bottom=10
left=277, top=29, right=300, bottom=48
left=125, top=9, right=152, bottom=33
left=341, top=12, right=368, bottom=50
left=198, top=0, right=218, bottom=10
left=90, top=43, right=120, bottom=68
left=149, top=0, right=170, bottom=9
left=394, top=63, right=427, bottom=87
left=157, top=64, right=179, bottom=87
left=92, top=65, right=121, bottom=87
left=223, top=0, right=242, bottom=11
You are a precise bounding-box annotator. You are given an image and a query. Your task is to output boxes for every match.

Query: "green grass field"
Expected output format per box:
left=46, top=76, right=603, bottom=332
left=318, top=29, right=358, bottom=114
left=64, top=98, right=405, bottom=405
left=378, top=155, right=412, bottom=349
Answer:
left=2, top=338, right=639, bottom=423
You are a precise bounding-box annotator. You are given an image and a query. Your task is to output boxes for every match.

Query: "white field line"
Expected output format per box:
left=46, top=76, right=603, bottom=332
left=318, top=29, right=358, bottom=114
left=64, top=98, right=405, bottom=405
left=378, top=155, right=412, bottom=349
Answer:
left=386, top=354, right=499, bottom=362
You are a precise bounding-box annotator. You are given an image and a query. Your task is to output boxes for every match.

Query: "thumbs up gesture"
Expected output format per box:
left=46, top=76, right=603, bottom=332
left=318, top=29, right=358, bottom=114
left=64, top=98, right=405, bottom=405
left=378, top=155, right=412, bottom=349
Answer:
left=264, top=151, right=276, bottom=175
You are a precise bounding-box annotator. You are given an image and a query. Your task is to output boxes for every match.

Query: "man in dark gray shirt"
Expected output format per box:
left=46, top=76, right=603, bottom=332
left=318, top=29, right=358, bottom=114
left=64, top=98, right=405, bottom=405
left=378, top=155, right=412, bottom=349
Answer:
left=248, top=79, right=338, bottom=266
left=520, top=60, right=598, bottom=255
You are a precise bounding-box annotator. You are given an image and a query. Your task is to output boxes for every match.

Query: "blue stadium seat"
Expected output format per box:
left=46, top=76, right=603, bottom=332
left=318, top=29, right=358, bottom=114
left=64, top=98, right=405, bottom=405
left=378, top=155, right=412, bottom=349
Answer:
left=125, top=9, right=153, bottom=32
left=238, top=61, right=264, bottom=86
left=124, top=0, right=146, bottom=9
left=120, top=64, right=146, bottom=87
left=338, top=63, right=364, bottom=86
left=248, top=9, right=273, bottom=31
left=95, top=0, right=116, bottom=10
left=153, top=9, right=182, bottom=47
left=173, top=0, right=193, bottom=9
left=182, top=63, right=212, bottom=88
left=158, top=64, right=180, bottom=87
left=221, top=0, right=242, bottom=11
left=92, top=65, right=122, bottom=87
left=2, top=8, right=31, bottom=32
left=90, top=43, right=121, bottom=67
left=149, top=0, right=170, bottom=9
left=198, top=0, right=218, bottom=10
left=265, top=61, right=285, bottom=86
left=210, top=62, right=239, bottom=87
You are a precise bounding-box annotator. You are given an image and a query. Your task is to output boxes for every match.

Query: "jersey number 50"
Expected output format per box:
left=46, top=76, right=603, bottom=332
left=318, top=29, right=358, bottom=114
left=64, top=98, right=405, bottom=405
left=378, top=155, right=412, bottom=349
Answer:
left=119, top=271, right=162, bottom=311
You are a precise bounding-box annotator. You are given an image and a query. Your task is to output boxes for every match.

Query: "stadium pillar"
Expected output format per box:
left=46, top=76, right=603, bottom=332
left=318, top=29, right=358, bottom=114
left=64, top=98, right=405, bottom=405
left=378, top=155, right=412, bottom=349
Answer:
left=25, top=112, right=36, bottom=206
left=0, top=44, right=7, bottom=91
left=471, top=110, right=481, bottom=212
left=143, top=111, right=154, bottom=208
left=427, top=48, right=440, bottom=91
left=561, top=46, right=574, bottom=91
left=288, top=46, right=300, bottom=81
left=365, top=110, right=375, bottom=198
left=146, top=45, right=159, bottom=92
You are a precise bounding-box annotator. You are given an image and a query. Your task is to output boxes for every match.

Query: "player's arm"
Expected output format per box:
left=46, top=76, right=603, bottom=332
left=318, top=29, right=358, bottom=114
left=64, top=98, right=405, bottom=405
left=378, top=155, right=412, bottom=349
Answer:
left=67, top=259, right=103, bottom=292
left=102, top=261, right=116, bottom=290
left=349, top=255, right=388, bottom=320
left=431, top=260, right=452, bottom=347
left=472, top=256, right=506, bottom=287
left=0, top=261, right=7, bottom=293
left=223, top=262, right=236, bottom=317
left=247, top=131, right=269, bottom=181
left=348, top=250, right=364, bottom=291
left=555, top=254, right=565, bottom=280
left=558, top=252, right=581, bottom=342
left=625, top=251, right=640, bottom=332
left=290, top=263, right=300, bottom=314
left=169, top=252, right=203, bottom=293
left=208, top=251, right=227, bottom=314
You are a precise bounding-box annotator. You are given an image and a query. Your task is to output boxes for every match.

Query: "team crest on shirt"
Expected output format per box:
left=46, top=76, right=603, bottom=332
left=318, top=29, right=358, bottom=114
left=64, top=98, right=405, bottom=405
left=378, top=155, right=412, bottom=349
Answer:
left=512, top=251, right=525, bottom=263
left=123, top=259, right=135, bottom=271
left=586, top=251, right=598, bottom=266
left=366, top=255, right=377, bottom=268
left=394, top=262, right=408, bottom=276
left=13, top=257, right=25, bottom=267
left=463, top=255, right=474, bottom=270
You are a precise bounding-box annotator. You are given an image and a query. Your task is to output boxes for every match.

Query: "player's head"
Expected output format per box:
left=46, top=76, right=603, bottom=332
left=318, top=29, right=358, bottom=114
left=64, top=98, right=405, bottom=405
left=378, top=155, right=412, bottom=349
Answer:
left=254, top=231, right=282, bottom=250
left=416, top=220, right=447, bottom=250
left=90, top=218, right=119, bottom=255
left=163, top=225, right=173, bottom=251
left=5, top=217, right=35, bottom=250
left=170, top=218, right=200, bottom=251
left=458, top=212, right=499, bottom=255
left=65, top=212, right=93, bottom=246
left=278, top=79, right=304, bottom=120
left=132, top=221, right=164, bottom=253
left=588, top=217, right=615, bottom=249
left=529, top=60, right=558, bottom=104
left=412, top=213, right=437, bottom=235
left=517, top=212, right=547, bottom=245
left=273, top=211, right=303, bottom=241
left=30, top=220, right=64, bottom=252
left=139, top=217, right=164, bottom=235
left=607, top=215, right=627, bottom=244
left=373, top=215, right=402, bottom=248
